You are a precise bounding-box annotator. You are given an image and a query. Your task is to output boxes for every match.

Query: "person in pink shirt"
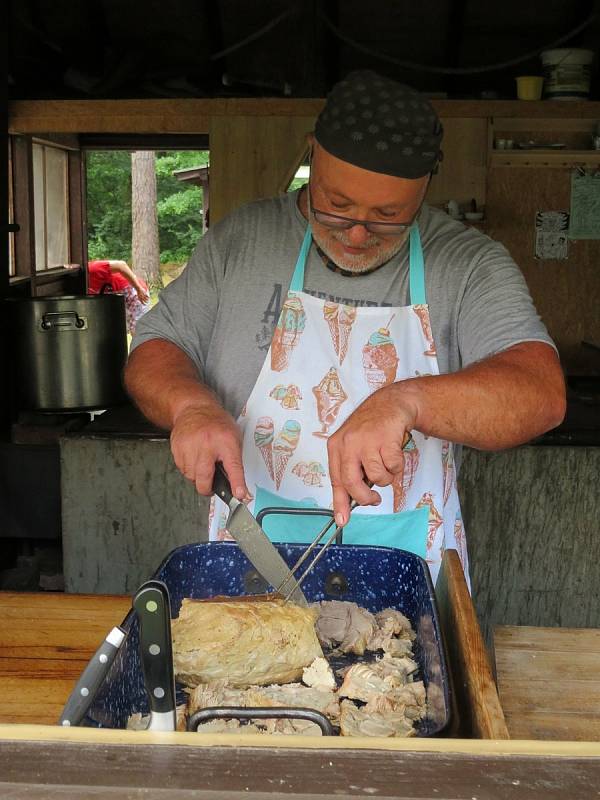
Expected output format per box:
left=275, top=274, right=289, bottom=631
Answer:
left=88, top=259, right=151, bottom=335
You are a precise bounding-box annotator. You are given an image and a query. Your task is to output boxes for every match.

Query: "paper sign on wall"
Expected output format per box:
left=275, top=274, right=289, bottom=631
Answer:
left=534, top=211, right=569, bottom=260
left=569, top=172, right=600, bottom=240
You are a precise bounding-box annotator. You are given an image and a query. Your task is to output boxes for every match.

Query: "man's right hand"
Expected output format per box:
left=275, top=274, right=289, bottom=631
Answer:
left=170, top=405, right=249, bottom=500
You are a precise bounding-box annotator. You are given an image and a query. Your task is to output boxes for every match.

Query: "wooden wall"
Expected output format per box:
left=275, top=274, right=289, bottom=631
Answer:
left=485, top=167, right=600, bottom=374
left=8, top=98, right=600, bottom=372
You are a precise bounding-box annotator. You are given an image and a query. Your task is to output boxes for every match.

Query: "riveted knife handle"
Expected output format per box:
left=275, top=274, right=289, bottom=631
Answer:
left=133, top=581, right=176, bottom=720
left=212, top=461, right=234, bottom=505
left=58, top=626, right=126, bottom=726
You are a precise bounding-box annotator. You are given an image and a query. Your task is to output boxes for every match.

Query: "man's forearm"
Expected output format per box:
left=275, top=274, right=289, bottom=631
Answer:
left=392, top=341, right=566, bottom=450
left=124, top=339, right=222, bottom=430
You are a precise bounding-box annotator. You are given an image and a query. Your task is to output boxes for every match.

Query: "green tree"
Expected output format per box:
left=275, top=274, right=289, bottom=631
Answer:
left=86, top=149, right=209, bottom=267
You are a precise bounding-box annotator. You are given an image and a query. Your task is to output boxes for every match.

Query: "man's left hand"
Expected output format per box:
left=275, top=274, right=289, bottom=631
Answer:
left=327, top=383, right=418, bottom=526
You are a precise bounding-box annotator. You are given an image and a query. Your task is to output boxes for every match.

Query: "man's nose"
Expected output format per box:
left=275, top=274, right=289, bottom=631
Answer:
left=346, top=223, right=371, bottom=245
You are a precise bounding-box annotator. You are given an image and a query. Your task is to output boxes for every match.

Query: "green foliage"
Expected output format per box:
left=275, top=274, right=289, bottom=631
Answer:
left=86, top=150, right=209, bottom=266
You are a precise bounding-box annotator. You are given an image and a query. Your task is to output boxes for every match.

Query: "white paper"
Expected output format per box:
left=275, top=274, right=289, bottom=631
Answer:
left=534, top=211, right=569, bottom=260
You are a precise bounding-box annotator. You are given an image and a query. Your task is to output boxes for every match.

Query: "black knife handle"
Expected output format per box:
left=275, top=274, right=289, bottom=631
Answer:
left=58, top=626, right=126, bottom=726
left=133, top=582, right=176, bottom=717
left=212, top=461, right=234, bottom=504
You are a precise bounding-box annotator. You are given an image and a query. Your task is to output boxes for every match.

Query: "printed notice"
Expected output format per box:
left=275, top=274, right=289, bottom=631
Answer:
left=569, top=172, right=600, bottom=240
left=535, top=211, right=569, bottom=260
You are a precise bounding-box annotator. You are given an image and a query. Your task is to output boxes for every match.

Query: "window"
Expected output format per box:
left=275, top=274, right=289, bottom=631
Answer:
left=32, top=142, right=70, bottom=271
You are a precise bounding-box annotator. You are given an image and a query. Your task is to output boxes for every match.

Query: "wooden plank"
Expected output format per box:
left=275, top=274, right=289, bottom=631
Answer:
left=209, top=115, right=314, bottom=223
left=498, top=681, right=600, bottom=714
left=494, top=624, right=600, bottom=741
left=503, top=712, right=600, bottom=742
left=9, top=99, right=600, bottom=134
left=0, top=738, right=598, bottom=799
left=426, top=118, right=488, bottom=210
left=495, top=625, right=600, bottom=652
left=0, top=592, right=131, bottom=725
left=435, top=550, right=509, bottom=739
left=490, top=149, right=600, bottom=168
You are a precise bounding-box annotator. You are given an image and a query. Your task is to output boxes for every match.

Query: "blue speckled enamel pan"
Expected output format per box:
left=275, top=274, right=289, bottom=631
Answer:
left=79, top=542, right=451, bottom=736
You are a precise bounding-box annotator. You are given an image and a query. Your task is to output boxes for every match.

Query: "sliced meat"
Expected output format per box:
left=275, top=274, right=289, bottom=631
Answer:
left=339, top=700, right=416, bottom=737
left=315, top=601, right=378, bottom=655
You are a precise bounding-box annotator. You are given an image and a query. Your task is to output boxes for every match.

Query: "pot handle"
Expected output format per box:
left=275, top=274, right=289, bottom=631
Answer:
left=40, top=311, right=88, bottom=331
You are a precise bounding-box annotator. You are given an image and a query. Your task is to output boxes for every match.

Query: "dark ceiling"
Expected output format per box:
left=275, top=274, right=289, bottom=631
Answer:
left=8, top=0, right=600, bottom=101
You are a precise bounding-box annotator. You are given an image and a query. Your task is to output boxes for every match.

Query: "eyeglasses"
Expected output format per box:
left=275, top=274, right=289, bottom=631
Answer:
left=308, top=183, right=419, bottom=236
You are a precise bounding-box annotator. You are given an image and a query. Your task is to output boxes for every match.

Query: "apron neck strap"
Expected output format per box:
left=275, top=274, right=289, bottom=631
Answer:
left=289, top=226, right=312, bottom=293
left=290, top=223, right=427, bottom=306
left=409, top=223, right=426, bottom=306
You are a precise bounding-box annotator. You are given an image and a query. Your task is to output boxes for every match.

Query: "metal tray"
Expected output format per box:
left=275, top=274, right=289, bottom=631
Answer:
left=81, top=542, right=451, bottom=736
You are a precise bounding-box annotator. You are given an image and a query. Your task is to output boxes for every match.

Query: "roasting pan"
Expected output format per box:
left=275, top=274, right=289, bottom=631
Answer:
left=77, top=542, right=451, bottom=736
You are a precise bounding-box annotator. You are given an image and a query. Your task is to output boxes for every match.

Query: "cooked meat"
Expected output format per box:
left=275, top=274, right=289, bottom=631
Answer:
left=339, top=700, right=416, bottom=738
left=314, top=601, right=378, bottom=655
left=363, top=681, right=426, bottom=720
left=366, top=608, right=415, bottom=654
left=338, top=653, right=419, bottom=702
left=195, top=719, right=265, bottom=734
left=187, top=679, right=340, bottom=726
left=375, top=609, right=415, bottom=640
left=302, top=657, right=336, bottom=691
left=172, top=598, right=322, bottom=687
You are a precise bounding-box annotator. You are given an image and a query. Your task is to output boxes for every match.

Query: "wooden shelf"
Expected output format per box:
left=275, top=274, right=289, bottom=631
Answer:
left=490, top=149, right=600, bottom=168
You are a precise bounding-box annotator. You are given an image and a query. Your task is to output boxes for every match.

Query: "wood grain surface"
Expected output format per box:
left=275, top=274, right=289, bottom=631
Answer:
left=495, top=624, right=600, bottom=741
left=0, top=592, right=131, bottom=724
left=436, top=551, right=509, bottom=739
left=0, top=737, right=598, bottom=799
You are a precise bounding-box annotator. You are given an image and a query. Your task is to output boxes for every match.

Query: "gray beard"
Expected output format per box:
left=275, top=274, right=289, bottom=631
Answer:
left=311, top=225, right=409, bottom=274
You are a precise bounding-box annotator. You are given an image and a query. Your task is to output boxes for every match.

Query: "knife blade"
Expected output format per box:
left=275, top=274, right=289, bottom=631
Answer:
left=212, top=462, right=308, bottom=606
left=133, top=580, right=176, bottom=731
left=59, top=625, right=127, bottom=727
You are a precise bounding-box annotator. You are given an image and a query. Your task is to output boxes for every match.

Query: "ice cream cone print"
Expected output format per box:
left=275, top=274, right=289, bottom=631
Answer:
left=292, top=460, right=326, bottom=487
left=392, top=437, right=420, bottom=512
left=272, top=420, right=301, bottom=490
left=413, top=305, right=436, bottom=357
left=442, top=441, right=455, bottom=506
left=269, top=383, right=302, bottom=410
left=271, top=294, right=306, bottom=372
left=323, top=302, right=357, bottom=365
left=254, top=416, right=275, bottom=482
left=454, top=511, right=468, bottom=571
left=416, top=491, right=443, bottom=551
left=362, top=322, right=399, bottom=391
left=312, top=367, right=348, bottom=438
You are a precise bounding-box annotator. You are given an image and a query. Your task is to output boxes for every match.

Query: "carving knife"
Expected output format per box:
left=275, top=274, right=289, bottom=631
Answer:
left=133, top=580, right=177, bottom=731
left=212, top=462, right=308, bottom=606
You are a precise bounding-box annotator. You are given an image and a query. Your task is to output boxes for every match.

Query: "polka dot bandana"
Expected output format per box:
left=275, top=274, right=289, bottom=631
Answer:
left=315, top=70, right=443, bottom=179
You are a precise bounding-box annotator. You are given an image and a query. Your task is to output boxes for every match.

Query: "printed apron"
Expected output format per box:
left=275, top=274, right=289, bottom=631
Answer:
left=209, top=224, right=470, bottom=586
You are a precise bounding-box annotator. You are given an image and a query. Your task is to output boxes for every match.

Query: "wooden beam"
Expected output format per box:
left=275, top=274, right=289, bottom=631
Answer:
left=10, top=99, right=600, bottom=135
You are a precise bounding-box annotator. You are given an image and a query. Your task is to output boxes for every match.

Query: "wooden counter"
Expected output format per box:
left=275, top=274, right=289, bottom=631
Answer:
left=495, top=624, right=600, bottom=741
left=0, top=550, right=599, bottom=797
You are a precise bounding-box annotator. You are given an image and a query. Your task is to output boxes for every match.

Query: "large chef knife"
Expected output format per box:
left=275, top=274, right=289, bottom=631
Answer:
left=212, top=462, right=308, bottom=606
left=133, top=580, right=176, bottom=731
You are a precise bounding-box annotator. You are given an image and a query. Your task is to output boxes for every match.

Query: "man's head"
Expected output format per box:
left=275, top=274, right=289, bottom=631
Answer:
left=308, top=70, right=442, bottom=274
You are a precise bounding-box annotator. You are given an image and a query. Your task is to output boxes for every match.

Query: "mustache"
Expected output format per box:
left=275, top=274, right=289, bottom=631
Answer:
left=330, top=230, right=381, bottom=249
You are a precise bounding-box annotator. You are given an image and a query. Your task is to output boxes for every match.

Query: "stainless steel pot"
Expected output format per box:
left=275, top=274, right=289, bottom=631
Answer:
left=8, top=295, right=128, bottom=411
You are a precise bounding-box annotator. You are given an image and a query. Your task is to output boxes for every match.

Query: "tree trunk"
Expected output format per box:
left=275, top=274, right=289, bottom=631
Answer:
left=131, top=151, right=161, bottom=289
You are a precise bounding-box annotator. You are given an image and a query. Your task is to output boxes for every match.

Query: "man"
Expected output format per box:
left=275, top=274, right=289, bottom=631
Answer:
left=88, top=259, right=151, bottom=335
left=125, top=70, right=565, bottom=583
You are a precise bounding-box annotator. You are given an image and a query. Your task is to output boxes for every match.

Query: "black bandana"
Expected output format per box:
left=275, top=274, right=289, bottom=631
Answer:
left=315, top=70, right=443, bottom=179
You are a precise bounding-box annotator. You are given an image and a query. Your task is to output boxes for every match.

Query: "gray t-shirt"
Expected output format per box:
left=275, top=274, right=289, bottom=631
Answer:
left=132, top=190, right=555, bottom=418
